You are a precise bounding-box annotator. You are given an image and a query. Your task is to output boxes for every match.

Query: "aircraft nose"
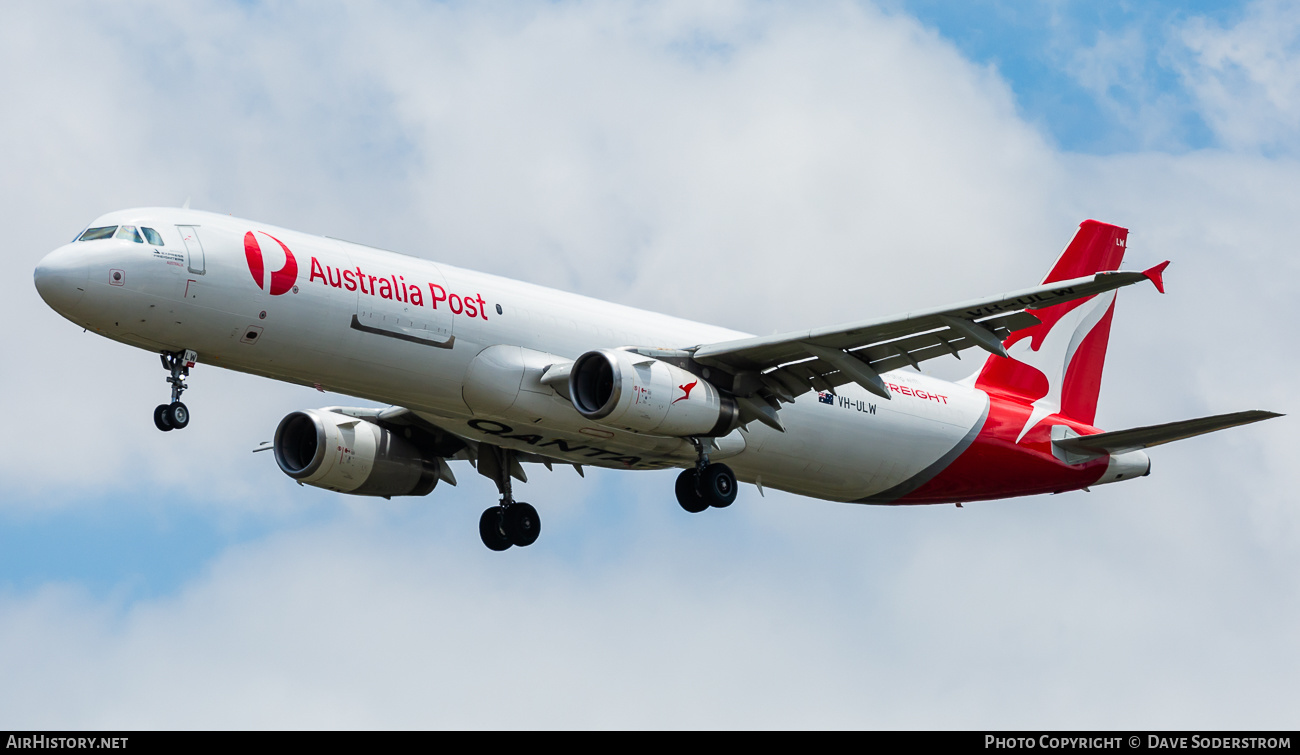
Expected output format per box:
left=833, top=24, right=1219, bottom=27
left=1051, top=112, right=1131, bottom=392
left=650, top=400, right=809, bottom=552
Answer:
left=34, top=244, right=89, bottom=316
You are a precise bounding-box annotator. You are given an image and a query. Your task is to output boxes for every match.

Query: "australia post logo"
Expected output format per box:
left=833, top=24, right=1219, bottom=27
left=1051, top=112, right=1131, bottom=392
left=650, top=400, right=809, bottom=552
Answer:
left=244, top=231, right=299, bottom=296
left=243, top=228, right=492, bottom=319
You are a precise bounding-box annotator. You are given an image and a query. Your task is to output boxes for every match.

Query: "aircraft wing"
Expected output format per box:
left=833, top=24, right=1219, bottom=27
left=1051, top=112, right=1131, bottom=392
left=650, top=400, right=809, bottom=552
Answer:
left=687, top=265, right=1168, bottom=428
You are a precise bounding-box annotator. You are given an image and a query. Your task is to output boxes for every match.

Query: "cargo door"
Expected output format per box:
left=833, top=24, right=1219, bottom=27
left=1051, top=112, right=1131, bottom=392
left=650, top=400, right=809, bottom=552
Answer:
left=350, top=259, right=456, bottom=349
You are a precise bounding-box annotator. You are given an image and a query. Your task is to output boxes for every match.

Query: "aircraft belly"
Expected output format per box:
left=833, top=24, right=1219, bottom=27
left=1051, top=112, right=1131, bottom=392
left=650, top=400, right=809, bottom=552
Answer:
left=417, top=409, right=696, bottom=470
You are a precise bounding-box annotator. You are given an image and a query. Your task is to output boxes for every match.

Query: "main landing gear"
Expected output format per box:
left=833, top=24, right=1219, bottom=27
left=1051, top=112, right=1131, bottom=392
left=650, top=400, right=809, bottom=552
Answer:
left=153, top=349, right=195, bottom=432
left=479, top=501, right=540, bottom=552
left=478, top=447, right=541, bottom=551
left=675, top=437, right=738, bottom=513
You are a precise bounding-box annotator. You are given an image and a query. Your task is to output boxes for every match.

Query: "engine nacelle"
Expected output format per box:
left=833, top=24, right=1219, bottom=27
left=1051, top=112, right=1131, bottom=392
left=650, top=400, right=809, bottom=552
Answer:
left=273, top=409, right=438, bottom=497
left=569, top=349, right=739, bottom=437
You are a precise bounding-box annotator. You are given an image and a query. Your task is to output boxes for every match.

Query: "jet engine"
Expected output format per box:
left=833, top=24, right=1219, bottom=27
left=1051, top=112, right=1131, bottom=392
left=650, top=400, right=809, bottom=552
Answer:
left=273, top=409, right=439, bottom=496
left=569, top=349, right=739, bottom=437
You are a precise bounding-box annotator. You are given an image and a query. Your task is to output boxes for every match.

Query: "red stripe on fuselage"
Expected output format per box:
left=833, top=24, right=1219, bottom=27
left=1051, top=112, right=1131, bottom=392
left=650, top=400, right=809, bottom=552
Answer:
left=894, top=393, right=1109, bottom=504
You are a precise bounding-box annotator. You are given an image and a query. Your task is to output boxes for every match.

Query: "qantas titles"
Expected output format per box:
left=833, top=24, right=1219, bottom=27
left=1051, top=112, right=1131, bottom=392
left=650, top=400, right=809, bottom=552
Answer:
left=466, top=419, right=669, bottom=468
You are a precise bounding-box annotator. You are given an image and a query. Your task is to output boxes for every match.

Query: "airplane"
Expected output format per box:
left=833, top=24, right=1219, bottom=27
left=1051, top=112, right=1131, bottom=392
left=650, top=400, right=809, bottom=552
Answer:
left=33, top=209, right=1281, bottom=550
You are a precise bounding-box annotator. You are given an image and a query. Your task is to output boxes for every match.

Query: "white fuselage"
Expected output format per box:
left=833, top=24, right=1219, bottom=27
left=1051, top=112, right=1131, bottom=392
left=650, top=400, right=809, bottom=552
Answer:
left=36, top=208, right=991, bottom=502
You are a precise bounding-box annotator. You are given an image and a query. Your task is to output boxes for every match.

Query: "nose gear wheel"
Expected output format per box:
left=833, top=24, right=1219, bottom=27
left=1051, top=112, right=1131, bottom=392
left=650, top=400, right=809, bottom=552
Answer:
left=154, top=401, right=189, bottom=431
left=154, top=350, right=196, bottom=431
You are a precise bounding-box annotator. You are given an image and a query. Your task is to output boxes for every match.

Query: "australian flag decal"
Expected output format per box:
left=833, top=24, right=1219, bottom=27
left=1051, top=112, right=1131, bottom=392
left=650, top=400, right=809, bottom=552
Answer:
left=818, top=392, right=834, bottom=405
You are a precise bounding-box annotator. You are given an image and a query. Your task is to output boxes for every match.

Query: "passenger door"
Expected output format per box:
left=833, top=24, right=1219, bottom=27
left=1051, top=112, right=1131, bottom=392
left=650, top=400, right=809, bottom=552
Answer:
left=176, top=225, right=205, bottom=275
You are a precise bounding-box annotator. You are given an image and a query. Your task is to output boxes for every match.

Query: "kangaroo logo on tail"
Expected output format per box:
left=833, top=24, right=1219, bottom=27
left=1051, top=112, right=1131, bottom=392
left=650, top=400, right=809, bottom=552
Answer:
left=975, top=220, right=1129, bottom=439
left=1006, top=290, right=1117, bottom=442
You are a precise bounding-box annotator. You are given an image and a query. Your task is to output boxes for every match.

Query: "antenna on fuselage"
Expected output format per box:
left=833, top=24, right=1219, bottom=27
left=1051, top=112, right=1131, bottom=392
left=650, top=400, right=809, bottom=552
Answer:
left=181, top=197, right=191, bottom=210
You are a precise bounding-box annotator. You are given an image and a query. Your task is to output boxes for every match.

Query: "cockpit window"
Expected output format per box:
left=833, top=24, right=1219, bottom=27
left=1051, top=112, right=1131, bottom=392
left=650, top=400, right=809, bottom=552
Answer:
left=141, top=227, right=164, bottom=246
left=115, top=225, right=144, bottom=243
left=78, top=226, right=117, bottom=241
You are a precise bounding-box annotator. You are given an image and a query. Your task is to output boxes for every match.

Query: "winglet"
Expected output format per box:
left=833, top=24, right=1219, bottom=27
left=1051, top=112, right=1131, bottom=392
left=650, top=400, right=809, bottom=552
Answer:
left=1142, top=261, right=1170, bottom=294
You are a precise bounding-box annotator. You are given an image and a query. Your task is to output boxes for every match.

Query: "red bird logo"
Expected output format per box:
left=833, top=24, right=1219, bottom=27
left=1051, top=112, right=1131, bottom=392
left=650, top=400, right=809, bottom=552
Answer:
left=672, top=381, right=698, bottom=404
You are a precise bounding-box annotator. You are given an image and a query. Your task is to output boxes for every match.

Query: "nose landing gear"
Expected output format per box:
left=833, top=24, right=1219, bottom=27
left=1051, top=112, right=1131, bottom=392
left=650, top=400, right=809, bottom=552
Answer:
left=154, top=350, right=195, bottom=432
left=675, top=437, right=738, bottom=512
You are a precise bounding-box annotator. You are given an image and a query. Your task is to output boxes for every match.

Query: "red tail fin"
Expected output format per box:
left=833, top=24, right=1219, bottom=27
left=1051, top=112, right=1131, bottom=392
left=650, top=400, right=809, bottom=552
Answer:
left=975, top=220, right=1128, bottom=430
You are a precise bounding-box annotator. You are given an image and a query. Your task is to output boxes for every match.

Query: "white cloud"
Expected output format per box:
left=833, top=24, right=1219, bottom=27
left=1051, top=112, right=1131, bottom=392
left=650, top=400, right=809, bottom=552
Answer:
left=0, top=0, right=1296, bottom=728
left=1176, top=0, right=1300, bottom=153
left=3, top=478, right=1296, bottom=729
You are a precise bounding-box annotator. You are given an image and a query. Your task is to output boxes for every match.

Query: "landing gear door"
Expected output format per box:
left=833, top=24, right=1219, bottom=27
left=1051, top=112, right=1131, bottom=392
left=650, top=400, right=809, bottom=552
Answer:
left=351, top=258, right=456, bottom=349
left=177, top=225, right=205, bottom=275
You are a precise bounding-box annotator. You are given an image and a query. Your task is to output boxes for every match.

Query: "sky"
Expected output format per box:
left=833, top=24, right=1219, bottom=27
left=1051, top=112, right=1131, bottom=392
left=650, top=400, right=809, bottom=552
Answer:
left=1, top=0, right=1298, bottom=729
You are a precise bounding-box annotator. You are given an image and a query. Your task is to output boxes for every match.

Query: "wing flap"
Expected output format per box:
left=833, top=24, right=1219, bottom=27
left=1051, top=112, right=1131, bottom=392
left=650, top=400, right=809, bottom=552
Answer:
left=757, top=310, right=1041, bottom=400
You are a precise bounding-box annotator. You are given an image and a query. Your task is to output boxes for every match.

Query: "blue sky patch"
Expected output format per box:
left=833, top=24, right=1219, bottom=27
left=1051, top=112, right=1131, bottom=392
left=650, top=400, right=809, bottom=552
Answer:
left=889, top=0, right=1245, bottom=153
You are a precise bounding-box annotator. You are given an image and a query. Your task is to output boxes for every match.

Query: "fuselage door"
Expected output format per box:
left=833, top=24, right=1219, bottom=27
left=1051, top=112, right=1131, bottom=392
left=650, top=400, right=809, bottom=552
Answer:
left=177, top=225, right=205, bottom=275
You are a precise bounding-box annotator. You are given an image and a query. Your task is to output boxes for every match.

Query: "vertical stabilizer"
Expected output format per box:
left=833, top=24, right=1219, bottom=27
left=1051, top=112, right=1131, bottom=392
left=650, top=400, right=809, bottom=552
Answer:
left=975, top=220, right=1129, bottom=435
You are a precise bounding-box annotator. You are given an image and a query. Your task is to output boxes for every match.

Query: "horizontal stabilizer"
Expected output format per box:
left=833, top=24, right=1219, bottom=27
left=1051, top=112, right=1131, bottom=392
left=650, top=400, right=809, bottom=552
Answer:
left=1053, top=410, right=1282, bottom=458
